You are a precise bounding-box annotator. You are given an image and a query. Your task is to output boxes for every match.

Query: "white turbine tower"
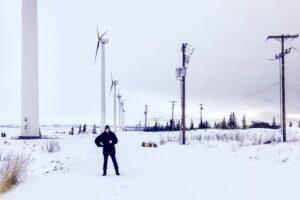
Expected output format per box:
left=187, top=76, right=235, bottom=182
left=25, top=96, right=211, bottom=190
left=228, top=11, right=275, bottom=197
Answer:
left=95, top=27, right=109, bottom=129
left=122, top=108, right=125, bottom=130
left=120, top=100, right=125, bottom=130
left=117, top=92, right=122, bottom=130
left=21, top=0, right=40, bottom=138
left=110, top=74, right=118, bottom=132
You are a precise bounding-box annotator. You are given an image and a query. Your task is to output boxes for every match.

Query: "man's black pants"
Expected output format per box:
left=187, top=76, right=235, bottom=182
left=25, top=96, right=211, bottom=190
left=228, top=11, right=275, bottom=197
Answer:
left=103, top=152, right=119, bottom=171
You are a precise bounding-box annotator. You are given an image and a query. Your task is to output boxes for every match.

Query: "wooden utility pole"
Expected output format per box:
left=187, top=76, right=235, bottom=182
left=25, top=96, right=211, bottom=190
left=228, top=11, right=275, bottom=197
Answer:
left=181, top=43, right=187, bottom=144
left=176, top=43, right=194, bottom=144
left=144, top=105, right=148, bottom=131
left=199, top=104, right=204, bottom=127
left=170, top=101, right=177, bottom=131
left=267, top=34, right=299, bottom=142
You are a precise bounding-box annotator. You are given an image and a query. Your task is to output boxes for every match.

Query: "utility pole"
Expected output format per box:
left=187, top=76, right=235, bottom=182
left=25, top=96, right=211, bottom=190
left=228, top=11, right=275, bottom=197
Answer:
left=176, top=43, right=194, bottom=144
left=182, top=44, right=186, bottom=144
left=144, top=105, right=148, bottom=131
left=199, top=104, right=204, bottom=127
left=170, top=101, right=177, bottom=131
left=267, top=34, right=299, bottom=142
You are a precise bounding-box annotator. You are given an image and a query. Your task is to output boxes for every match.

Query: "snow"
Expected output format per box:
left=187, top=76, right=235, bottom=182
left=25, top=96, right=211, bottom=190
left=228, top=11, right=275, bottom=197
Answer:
left=1, top=127, right=300, bottom=200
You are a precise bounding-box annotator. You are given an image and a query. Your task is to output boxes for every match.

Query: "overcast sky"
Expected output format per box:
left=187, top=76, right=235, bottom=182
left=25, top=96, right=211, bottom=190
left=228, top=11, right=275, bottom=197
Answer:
left=0, top=0, right=300, bottom=126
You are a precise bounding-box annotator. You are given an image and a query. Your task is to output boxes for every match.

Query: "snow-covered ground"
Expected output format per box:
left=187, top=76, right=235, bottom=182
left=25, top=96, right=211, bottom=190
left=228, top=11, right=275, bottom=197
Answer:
left=1, top=127, right=300, bottom=200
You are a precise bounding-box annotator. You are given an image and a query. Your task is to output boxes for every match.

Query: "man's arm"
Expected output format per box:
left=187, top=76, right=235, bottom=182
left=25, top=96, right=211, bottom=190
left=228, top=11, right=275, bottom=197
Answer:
left=95, top=134, right=104, bottom=147
left=111, top=132, right=118, bottom=144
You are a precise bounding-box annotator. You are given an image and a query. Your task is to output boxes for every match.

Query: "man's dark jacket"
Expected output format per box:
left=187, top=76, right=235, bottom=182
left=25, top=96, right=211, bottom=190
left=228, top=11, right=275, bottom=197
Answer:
left=95, top=131, right=118, bottom=155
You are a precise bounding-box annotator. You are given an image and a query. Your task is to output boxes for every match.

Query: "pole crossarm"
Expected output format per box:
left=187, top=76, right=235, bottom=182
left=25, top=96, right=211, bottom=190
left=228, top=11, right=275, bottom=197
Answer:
left=267, top=34, right=299, bottom=41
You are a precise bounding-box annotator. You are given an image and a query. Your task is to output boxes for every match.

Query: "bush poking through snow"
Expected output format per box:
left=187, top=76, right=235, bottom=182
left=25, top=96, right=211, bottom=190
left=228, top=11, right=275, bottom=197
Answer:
left=160, top=129, right=299, bottom=146
left=0, top=152, right=30, bottom=194
left=45, top=141, right=60, bottom=153
left=159, top=133, right=179, bottom=145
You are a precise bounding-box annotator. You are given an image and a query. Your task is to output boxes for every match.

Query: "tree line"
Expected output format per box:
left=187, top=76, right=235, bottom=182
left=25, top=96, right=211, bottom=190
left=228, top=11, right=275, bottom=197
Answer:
left=143, top=112, right=295, bottom=132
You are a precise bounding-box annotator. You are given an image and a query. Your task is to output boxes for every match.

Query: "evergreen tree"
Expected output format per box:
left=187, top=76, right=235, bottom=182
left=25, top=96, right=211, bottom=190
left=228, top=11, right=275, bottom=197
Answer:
left=78, top=124, right=82, bottom=134
left=190, top=119, right=194, bottom=130
left=70, top=126, right=74, bottom=135
left=204, top=121, right=210, bottom=129
left=289, top=121, right=293, bottom=127
left=242, top=115, right=247, bottom=129
left=228, top=112, right=238, bottom=129
left=299, top=121, right=300, bottom=128
left=170, top=119, right=174, bottom=131
left=228, top=113, right=232, bottom=128
left=166, top=121, right=170, bottom=131
left=83, top=124, right=87, bottom=133
left=154, top=119, right=158, bottom=131
left=176, top=120, right=181, bottom=130
left=214, top=121, right=218, bottom=129
left=272, top=117, right=277, bottom=129
left=221, top=117, right=227, bottom=129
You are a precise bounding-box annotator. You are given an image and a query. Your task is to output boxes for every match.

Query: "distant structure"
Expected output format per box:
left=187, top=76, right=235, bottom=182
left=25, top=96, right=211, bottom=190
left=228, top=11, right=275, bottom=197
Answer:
left=170, top=101, right=177, bottom=131
left=110, top=74, right=118, bottom=132
left=122, top=108, right=125, bottom=130
left=120, top=100, right=124, bottom=130
left=21, top=0, right=40, bottom=138
left=199, top=104, right=204, bottom=128
left=144, top=105, right=148, bottom=131
left=117, top=92, right=122, bottom=130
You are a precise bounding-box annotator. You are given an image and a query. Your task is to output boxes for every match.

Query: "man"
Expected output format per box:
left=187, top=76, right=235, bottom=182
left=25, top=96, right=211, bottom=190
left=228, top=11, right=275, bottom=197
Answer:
left=95, top=125, right=120, bottom=176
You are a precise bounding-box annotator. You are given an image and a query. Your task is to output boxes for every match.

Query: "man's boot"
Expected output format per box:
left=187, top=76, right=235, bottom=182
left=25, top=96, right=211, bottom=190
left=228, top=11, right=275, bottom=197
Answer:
left=115, top=168, right=120, bottom=176
left=102, top=170, right=107, bottom=176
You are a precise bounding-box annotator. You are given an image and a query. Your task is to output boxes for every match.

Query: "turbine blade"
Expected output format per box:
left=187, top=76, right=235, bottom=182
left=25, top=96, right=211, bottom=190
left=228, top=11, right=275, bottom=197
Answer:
left=99, top=30, right=108, bottom=40
left=97, top=25, right=100, bottom=40
left=94, top=41, right=100, bottom=63
left=110, top=82, right=114, bottom=94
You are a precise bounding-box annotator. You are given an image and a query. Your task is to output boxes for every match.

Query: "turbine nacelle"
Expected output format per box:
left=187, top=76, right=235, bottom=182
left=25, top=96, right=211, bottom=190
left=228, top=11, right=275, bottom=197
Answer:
left=101, top=38, right=109, bottom=44
left=94, top=26, right=108, bottom=63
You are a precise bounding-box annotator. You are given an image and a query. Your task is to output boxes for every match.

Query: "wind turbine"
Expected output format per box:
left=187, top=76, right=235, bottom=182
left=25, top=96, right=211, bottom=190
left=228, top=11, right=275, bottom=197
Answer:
left=120, top=100, right=125, bottom=130
left=94, top=26, right=109, bottom=129
left=117, top=92, right=122, bottom=130
left=110, top=74, right=118, bottom=132
left=122, top=108, right=126, bottom=130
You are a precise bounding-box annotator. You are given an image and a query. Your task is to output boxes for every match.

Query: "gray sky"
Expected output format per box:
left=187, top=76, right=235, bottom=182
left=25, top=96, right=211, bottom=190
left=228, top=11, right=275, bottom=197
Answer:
left=0, top=0, right=300, bottom=126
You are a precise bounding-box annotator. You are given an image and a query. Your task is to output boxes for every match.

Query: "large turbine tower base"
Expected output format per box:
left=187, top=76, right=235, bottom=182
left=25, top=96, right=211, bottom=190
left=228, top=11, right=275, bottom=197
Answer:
left=94, top=28, right=109, bottom=130
left=20, top=0, right=40, bottom=138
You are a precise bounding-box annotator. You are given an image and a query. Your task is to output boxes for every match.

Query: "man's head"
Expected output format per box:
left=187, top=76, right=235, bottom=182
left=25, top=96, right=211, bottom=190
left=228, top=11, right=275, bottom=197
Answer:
left=104, top=125, right=110, bottom=133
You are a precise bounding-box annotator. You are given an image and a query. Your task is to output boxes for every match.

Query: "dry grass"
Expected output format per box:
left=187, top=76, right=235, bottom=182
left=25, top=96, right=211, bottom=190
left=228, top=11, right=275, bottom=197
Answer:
left=44, top=140, right=60, bottom=153
left=0, top=152, right=30, bottom=194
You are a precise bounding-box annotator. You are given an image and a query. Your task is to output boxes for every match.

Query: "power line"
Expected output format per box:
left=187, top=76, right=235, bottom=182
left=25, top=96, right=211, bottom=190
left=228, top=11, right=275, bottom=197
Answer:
left=210, top=81, right=280, bottom=112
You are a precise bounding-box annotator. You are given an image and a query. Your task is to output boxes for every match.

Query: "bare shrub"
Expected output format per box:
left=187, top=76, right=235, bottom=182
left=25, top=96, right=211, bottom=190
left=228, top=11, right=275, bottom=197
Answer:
left=44, top=140, right=60, bottom=153
left=159, top=133, right=178, bottom=145
left=0, top=152, right=30, bottom=194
